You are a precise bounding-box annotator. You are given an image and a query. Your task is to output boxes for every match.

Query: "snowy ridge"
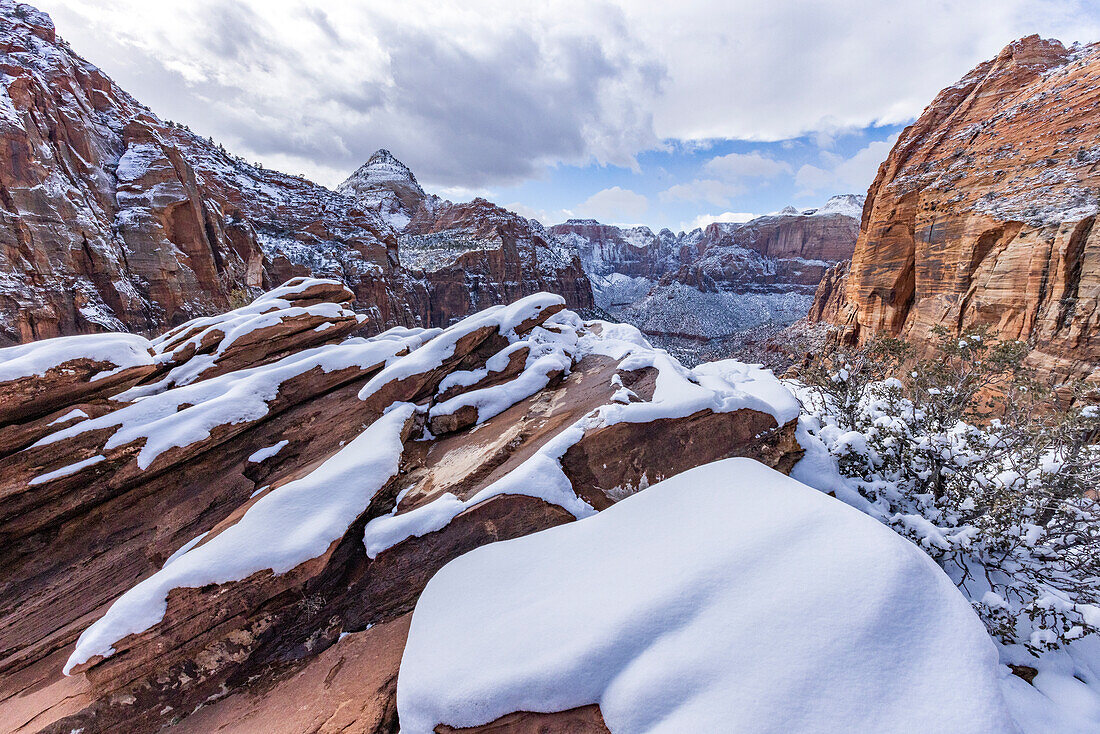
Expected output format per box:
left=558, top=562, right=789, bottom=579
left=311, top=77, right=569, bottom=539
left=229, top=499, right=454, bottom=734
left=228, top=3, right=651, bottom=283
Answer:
left=0, top=332, right=153, bottom=383
left=34, top=327, right=432, bottom=471
left=64, top=404, right=419, bottom=674
left=361, top=315, right=799, bottom=558
left=62, top=291, right=800, bottom=675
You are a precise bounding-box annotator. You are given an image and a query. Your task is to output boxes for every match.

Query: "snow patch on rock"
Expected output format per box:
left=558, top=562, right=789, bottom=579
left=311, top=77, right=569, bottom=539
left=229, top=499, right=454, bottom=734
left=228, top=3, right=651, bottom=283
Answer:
left=398, top=458, right=1016, bottom=734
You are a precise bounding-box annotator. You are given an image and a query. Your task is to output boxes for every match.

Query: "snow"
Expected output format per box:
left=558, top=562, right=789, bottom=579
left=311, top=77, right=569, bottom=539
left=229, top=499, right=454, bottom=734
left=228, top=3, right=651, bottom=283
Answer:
left=581, top=320, right=800, bottom=427
left=397, top=458, right=1017, bottom=734
left=28, top=455, right=105, bottom=486
left=788, top=378, right=1100, bottom=733
left=812, top=193, right=866, bottom=219
left=132, top=278, right=358, bottom=394
left=48, top=408, right=89, bottom=425
left=36, top=328, right=432, bottom=471
left=428, top=324, right=577, bottom=425
left=64, top=403, right=418, bottom=674
left=1000, top=638, right=1100, bottom=733
left=115, top=142, right=162, bottom=183
left=358, top=293, right=564, bottom=402
left=0, top=332, right=153, bottom=384
left=336, top=149, right=425, bottom=232
left=362, top=314, right=800, bottom=559
left=247, top=440, right=288, bottom=464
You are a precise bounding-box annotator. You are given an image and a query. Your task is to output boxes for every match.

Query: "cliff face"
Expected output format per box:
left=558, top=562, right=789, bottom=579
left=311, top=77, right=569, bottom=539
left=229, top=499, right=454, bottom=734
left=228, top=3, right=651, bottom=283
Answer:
left=812, top=35, right=1100, bottom=379
left=403, top=198, right=594, bottom=324
left=0, top=3, right=592, bottom=346
left=548, top=219, right=681, bottom=279
left=336, top=155, right=594, bottom=325
left=551, top=200, right=860, bottom=346
left=674, top=208, right=861, bottom=294
left=0, top=2, right=430, bottom=344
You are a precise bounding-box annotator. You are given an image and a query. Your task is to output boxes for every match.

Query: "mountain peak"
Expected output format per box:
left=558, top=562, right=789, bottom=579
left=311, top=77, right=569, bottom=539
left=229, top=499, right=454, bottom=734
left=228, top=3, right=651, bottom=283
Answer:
left=337, top=149, right=426, bottom=229
left=812, top=193, right=866, bottom=219
left=341, top=149, right=421, bottom=191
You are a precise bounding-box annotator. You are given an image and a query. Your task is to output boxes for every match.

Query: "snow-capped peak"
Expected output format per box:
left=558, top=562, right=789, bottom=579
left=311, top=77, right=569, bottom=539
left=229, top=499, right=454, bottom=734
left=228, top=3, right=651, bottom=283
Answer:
left=338, top=149, right=423, bottom=197
left=812, top=193, right=866, bottom=219
left=336, top=149, right=427, bottom=230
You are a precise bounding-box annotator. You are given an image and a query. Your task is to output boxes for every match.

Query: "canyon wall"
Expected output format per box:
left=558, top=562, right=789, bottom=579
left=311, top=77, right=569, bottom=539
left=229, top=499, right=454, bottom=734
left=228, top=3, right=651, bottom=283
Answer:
left=811, top=36, right=1100, bottom=379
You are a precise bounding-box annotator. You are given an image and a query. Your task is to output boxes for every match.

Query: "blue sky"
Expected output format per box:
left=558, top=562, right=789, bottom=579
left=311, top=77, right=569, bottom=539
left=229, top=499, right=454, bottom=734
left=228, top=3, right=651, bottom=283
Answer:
left=493, top=125, right=905, bottom=230
left=34, top=1, right=1100, bottom=232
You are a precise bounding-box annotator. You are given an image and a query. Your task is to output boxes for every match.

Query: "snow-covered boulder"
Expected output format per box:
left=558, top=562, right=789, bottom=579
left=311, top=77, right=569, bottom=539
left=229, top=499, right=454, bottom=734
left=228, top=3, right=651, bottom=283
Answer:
left=0, top=332, right=155, bottom=427
left=398, top=457, right=1017, bottom=734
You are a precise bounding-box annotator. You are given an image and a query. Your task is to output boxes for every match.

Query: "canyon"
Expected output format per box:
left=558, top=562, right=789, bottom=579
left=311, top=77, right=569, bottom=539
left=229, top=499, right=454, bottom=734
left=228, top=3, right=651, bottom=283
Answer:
left=0, top=1, right=855, bottom=356
left=1, top=1, right=1099, bottom=732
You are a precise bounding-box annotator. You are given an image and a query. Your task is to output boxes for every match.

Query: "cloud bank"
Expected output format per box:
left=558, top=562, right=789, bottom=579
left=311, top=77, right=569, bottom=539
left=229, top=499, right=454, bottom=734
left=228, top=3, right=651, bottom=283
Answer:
left=36, top=0, right=1100, bottom=201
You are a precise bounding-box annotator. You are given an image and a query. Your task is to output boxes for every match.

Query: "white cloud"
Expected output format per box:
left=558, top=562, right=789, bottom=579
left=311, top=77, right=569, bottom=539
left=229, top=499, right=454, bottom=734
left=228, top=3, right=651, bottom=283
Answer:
left=504, top=201, right=572, bottom=226
left=682, top=211, right=757, bottom=231
left=575, top=186, right=649, bottom=224
left=660, top=150, right=790, bottom=207
left=795, top=135, right=898, bottom=197
left=32, top=0, right=1100, bottom=192
left=659, top=179, right=744, bottom=207
left=703, top=151, right=792, bottom=180
left=623, top=0, right=1100, bottom=144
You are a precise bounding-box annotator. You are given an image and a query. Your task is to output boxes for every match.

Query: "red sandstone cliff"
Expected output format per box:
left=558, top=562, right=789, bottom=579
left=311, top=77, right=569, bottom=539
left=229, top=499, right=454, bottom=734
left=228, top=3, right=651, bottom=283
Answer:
left=811, top=36, right=1100, bottom=379
left=0, top=3, right=432, bottom=344
left=0, top=3, right=590, bottom=346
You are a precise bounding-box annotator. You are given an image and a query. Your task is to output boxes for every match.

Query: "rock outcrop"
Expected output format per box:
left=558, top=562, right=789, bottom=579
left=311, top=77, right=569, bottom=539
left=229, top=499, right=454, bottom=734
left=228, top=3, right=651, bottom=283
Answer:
left=0, top=279, right=802, bottom=732
left=548, top=219, right=681, bottom=280
left=550, top=199, right=860, bottom=351
left=811, top=36, right=1100, bottom=380
left=337, top=154, right=595, bottom=325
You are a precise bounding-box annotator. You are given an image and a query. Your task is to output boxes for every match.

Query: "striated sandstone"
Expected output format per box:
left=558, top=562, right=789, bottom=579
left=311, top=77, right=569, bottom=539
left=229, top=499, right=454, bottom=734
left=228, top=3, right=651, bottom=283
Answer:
left=812, top=35, right=1100, bottom=379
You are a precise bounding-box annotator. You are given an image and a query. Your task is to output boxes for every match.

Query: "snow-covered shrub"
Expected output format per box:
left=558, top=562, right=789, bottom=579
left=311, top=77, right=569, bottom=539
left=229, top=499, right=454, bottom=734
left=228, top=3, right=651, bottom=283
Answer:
left=799, top=325, right=1100, bottom=655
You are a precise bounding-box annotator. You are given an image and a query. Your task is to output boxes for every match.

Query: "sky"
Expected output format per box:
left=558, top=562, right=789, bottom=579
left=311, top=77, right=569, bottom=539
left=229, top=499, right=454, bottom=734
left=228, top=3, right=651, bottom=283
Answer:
left=34, top=0, right=1100, bottom=231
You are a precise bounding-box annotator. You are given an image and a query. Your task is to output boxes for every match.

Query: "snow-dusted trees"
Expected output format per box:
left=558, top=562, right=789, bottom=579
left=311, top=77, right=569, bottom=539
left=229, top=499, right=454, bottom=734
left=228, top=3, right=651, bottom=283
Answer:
left=799, top=326, right=1100, bottom=654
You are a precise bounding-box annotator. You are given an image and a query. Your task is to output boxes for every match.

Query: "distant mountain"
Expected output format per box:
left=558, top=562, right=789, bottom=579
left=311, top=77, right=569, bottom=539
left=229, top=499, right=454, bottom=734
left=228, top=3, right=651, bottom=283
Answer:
left=551, top=196, right=863, bottom=354
left=811, top=35, right=1100, bottom=379
left=337, top=151, right=593, bottom=323
left=336, top=148, right=427, bottom=230
left=0, top=0, right=854, bottom=359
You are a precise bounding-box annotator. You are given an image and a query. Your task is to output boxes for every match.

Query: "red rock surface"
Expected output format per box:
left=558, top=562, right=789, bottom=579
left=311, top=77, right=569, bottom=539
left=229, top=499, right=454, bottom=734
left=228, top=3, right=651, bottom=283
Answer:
left=811, top=36, right=1100, bottom=380
left=677, top=209, right=860, bottom=293
left=0, top=3, right=590, bottom=346
left=406, top=198, right=594, bottom=325
left=337, top=151, right=596, bottom=325
left=0, top=283, right=801, bottom=732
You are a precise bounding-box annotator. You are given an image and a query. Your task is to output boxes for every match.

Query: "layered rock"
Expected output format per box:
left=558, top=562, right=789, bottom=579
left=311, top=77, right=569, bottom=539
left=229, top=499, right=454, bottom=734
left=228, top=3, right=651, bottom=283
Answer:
left=811, top=36, right=1100, bottom=380
left=337, top=154, right=595, bottom=324
left=403, top=198, right=594, bottom=324
left=550, top=199, right=860, bottom=351
left=549, top=219, right=681, bottom=280
left=0, top=280, right=802, bottom=732
left=0, top=2, right=433, bottom=344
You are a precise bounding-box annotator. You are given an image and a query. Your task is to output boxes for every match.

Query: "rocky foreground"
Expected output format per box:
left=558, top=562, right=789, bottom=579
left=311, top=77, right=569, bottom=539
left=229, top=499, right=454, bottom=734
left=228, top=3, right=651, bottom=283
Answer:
left=0, top=277, right=809, bottom=732
left=813, top=35, right=1100, bottom=379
